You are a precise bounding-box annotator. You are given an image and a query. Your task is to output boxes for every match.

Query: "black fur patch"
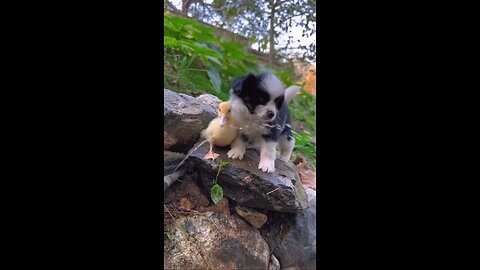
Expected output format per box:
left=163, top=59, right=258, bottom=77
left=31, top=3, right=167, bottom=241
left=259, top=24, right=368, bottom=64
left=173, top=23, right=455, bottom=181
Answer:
left=232, top=73, right=271, bottom=114
left=274, top=95, right=285, bottom=110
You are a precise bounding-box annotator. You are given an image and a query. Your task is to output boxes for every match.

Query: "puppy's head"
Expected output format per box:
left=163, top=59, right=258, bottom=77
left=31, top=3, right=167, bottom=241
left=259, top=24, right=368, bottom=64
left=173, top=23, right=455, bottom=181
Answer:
left=232, top=73, right=285, bottom=121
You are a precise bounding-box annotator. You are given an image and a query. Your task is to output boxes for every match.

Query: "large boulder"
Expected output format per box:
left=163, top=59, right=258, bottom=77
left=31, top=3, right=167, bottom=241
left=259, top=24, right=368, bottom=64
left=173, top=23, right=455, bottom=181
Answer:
left=164, top=150, right=188, bottom=192
left=164, top=212, right=270, bottom=270
left=164, top=150, right=186, bottom=175
left=164, top=89, right=221, bottom=153
left=260, top=188, right=317, bottom=269
left=196, top=93, right=222, bottom=111
left=188, top=140, right=309, bottom=213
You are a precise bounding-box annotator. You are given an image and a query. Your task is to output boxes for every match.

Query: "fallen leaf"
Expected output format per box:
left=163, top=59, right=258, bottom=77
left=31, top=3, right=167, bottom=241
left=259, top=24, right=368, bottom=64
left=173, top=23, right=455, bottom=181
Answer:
left=180, top=198, right=194, bottom=210
left=197, top=197, right=230, bottom=215
left=296, top=162, right=316, bottom=190
left=293, top=155, right=307, bottom=165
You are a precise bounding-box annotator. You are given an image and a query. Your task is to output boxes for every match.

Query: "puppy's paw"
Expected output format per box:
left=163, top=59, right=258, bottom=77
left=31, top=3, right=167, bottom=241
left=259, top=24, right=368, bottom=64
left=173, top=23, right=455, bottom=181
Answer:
left=279, top=155, right=290, bottom=162
left=227, top=147, right=245, bottom=160
left=258, top=157, right=275, bottom=173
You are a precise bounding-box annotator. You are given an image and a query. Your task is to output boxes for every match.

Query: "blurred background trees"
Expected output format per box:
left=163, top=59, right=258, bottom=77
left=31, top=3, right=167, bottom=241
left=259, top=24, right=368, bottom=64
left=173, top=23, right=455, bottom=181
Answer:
left=164, top=0, right=316, bottom=66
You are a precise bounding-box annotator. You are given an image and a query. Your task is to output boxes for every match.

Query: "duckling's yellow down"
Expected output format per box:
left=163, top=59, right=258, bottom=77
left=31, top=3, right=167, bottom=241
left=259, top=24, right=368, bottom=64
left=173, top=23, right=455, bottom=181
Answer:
left=201, top=102, right=239, bottom=147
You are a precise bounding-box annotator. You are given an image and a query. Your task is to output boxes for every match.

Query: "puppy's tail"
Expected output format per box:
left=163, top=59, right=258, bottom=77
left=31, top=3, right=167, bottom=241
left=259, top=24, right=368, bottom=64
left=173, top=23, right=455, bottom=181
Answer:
left=284, top=85, right=302, bottom=103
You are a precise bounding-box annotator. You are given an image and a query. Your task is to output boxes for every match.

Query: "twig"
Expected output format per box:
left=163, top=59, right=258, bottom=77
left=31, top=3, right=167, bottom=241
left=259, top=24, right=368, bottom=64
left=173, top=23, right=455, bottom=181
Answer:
left=171, top=139, right=209, bottom=174
left=266, top=187, right=281, bottom=195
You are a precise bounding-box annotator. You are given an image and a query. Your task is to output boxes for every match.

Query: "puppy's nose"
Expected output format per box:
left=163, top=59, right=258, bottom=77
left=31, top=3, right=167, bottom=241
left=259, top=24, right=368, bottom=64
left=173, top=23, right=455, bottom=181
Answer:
left=267, top=110, right=275, bottom=119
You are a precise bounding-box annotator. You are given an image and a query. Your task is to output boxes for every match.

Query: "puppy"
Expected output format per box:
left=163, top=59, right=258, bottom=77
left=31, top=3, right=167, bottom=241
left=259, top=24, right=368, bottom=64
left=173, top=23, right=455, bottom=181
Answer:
left=227, top=73, right=301, bottom=173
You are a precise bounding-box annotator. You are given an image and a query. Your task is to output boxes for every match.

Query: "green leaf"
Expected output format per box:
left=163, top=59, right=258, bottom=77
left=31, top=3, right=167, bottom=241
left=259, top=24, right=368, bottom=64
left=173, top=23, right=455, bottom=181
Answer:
left=190, top=43, right=223, bottom=59
left=164, top=36, right=180, bottom=47
left=219, top=161, right=230, bottom=169
left=207, top=64, right=221, bottom=93
left=166, top=232, right=173, bottom=241
left=206, top=56, right=221, bottom=65
left=211, top=184, right=224, bottom=205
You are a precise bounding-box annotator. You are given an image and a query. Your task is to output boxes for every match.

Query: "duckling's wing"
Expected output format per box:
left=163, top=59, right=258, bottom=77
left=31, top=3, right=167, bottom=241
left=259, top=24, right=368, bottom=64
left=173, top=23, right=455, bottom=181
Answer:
left=201, top=118, right=219, bottom=140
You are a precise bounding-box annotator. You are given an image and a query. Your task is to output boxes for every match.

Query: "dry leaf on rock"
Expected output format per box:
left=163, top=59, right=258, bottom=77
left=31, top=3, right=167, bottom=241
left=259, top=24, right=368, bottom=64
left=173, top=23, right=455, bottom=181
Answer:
left=180, top=198, right=194, bottom=210
left=296, top=162, right=316, bottom=190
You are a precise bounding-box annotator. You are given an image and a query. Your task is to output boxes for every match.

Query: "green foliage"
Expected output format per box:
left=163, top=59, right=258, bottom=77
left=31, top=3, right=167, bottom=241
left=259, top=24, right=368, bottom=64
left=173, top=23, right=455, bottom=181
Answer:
left=292, top=130, right=316, bottom=168
left=290, top=89, right=316, bottom=135
left=289, top=88, right=316, bottom=168
left=164, top=14, right=259, bottom=100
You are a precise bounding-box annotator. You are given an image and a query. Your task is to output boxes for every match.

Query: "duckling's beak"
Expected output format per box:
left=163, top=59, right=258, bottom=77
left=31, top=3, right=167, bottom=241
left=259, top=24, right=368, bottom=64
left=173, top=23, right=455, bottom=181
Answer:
left=219, top=114, right=227, bottom=127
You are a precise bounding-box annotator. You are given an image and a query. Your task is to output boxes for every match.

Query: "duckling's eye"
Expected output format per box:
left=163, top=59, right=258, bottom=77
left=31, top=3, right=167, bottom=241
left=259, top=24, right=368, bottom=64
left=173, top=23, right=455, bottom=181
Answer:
left=228, top=109, right=231, bottom=113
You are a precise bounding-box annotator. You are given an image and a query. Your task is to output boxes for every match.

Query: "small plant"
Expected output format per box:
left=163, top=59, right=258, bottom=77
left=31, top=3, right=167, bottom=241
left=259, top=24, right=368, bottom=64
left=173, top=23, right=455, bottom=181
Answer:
left=211, top=161, right=229, bottom=204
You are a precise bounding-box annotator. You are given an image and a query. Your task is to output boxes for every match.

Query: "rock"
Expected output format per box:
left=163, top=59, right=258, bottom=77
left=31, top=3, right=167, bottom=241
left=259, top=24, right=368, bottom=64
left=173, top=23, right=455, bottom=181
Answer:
left=235, top=206, right=268, bottom=229
left=268, top=254, right=280, bottom=270
left=164, top=150, right=186, bottom=175
left=164, top=212, right=270, bottom=270
left=164, top=150, right=188, bottom=192
left=164, top=131, right=178, bottom=149
left=198, top=197, right=231, bottom=216
left=165, top=176, right=210, bottom=208
left=188, top=140, right=309, bottom=213
left=164, top=169, right=186, bottom=193
left=164, top=89, right=218, bottom=153
left=260, top=189, right=316, bottom=269
left=196, top=94, right=223, bottom=111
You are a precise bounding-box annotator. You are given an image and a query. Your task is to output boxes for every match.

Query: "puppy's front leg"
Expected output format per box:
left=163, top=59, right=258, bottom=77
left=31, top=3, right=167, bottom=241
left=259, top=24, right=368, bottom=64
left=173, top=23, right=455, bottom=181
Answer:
left=227, top=135, right=246, bottom=160
left=258, top=139, right=277, bottom=173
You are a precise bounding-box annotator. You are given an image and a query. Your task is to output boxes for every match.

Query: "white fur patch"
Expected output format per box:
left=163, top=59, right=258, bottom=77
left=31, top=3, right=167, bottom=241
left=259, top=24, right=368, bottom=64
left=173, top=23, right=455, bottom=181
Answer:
left=227, top=135, right=246, bottom=160
left=259, top=140, right=277, bottom=173
left=260, top=74, right=284, bottom=98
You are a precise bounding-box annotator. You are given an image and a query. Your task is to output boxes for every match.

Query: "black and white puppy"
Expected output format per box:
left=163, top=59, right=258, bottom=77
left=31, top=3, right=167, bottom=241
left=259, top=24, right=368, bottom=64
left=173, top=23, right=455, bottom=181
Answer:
left=227, top=73, right=301, bottom=173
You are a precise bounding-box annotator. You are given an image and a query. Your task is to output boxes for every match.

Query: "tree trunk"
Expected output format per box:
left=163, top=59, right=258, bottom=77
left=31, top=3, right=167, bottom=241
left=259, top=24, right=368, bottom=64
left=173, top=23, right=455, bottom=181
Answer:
left=182, top=0, right=192, bottom=15
left=268, top=0, right=276, bottom=66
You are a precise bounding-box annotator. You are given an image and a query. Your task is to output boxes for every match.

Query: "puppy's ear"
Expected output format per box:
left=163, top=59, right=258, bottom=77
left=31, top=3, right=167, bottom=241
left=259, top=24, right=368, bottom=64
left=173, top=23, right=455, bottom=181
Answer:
left=242, top=73, right=258, bottom=93
left=274, top=95, right=285, bottom=110
left=232, top=75, right=246, bottom=95
left=232, top=73, right=257, bottom=95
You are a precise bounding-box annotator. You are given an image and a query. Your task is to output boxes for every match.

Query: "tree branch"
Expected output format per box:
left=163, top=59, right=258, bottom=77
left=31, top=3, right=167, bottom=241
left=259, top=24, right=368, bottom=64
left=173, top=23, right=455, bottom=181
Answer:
left=273, top=13, right=304, bottom=27
left=164, top=0, right=180, bottom=12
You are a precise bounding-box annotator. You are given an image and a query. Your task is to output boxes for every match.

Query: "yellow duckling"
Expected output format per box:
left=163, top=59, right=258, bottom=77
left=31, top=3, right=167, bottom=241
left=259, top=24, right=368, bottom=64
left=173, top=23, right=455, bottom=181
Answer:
left=201, top=102, right=239, bottom=161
